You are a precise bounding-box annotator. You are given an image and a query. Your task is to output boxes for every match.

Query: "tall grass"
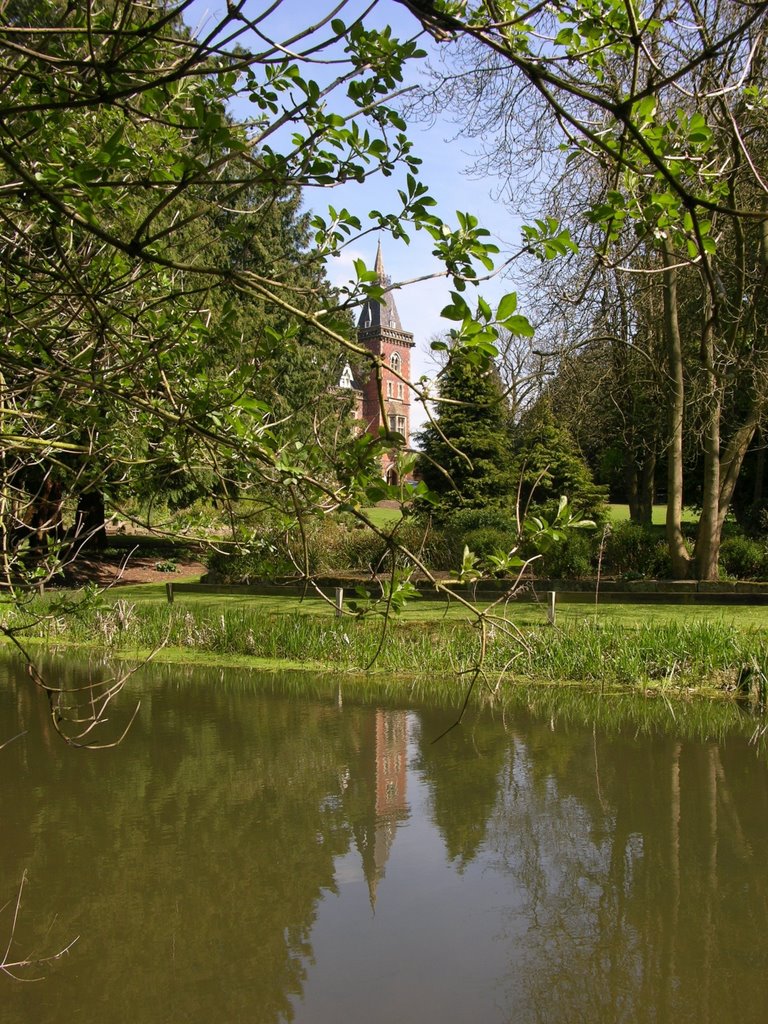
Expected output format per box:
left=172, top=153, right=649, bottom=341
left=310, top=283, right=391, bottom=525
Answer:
left=522, top=619, right=756, bottom=686
left=7, top=596, right=766, bottom=693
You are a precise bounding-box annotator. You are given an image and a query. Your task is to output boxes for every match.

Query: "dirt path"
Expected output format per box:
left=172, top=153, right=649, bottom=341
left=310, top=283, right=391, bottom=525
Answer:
left=64, top=553, right=206, bottom=588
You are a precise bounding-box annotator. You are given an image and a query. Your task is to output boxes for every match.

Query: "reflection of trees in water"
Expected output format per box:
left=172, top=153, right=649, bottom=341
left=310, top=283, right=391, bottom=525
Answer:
left=5, top=658, right=768, bottom=1024
left=0, top=660, right=409, bottom=1024
left=369, top=699, right=768, bottom=1022
left=412, top=708, right=511, bottom=868
left=485, top=718, right=768, bottom=1024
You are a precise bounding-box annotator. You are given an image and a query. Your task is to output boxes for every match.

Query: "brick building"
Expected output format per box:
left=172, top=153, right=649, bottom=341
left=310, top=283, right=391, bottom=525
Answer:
left=342, top=243, right=415, bottom=484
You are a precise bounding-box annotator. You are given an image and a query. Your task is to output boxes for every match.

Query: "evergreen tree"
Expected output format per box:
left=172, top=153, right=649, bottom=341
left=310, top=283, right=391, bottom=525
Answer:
left=416, top=350, right=515, bottom=518
left=511, top=398, right=608, bottom=523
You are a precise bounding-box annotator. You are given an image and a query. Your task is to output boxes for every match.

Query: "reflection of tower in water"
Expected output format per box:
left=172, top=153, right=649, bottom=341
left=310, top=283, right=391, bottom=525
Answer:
left=351, top=709, right=410, bottom=910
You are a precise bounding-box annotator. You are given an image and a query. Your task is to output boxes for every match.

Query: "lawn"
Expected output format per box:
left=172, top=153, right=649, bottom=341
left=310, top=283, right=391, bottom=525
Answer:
left=8, top=578, right=767, bottom=696
left=103, top=582, right=768, bottom=631
left=362, top=505, right=402, bottom=528
left=609, top=503, right=699, bottom=525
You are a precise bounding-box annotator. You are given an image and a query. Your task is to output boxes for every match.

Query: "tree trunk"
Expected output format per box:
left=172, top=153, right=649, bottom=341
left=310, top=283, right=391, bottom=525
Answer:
left=637, top=454, right=656, bottom=525
left=28, top=476, right=64, bottom=554
left=752, top=431, right=765, bottom=510
left=694, top=393, right=722, bottom=581
left=662, top=243, right=693, bottom=577
left=74, top=490, right=107, bottom=552
left=626, top=461, right=640, bottom=521
left=694, top=304, right=722, bottom=581
left=627, top=456, right=655, bottom=525
left=717, top=412, right=761, bottom=542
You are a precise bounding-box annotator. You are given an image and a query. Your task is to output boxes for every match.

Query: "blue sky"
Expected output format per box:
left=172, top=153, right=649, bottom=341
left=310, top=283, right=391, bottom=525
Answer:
left=186, top=1, right=527, bottom=412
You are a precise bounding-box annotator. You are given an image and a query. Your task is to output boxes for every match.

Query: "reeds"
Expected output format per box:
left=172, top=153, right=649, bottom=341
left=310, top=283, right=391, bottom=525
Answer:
left=7, top=597, right=766, bottom=694
left=521, top=619, right=754, bottom=686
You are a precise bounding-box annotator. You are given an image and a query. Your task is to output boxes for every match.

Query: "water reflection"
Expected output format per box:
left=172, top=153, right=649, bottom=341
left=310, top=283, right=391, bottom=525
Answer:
left=2, top=654, right=768, bottom=1024
left=342, top=708, right=410, bottom=908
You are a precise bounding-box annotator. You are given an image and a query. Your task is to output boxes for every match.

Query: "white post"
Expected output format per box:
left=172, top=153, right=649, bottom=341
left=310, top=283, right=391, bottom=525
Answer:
left=335, top=587, right=344, bottom=617
left=547, top=590, right=556, bottom=626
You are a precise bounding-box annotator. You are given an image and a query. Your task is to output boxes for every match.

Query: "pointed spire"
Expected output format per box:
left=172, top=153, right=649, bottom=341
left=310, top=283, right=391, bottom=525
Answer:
left=356, top=243, right=406, bottom=334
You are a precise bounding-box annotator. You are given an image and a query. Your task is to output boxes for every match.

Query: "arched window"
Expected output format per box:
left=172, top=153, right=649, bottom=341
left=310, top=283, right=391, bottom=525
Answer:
left=389, top=351, right=401, bottom=373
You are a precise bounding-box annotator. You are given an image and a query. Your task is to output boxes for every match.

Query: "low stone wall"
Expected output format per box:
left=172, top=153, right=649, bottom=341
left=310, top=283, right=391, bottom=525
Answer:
left=168, top=576, right=768, bottom=605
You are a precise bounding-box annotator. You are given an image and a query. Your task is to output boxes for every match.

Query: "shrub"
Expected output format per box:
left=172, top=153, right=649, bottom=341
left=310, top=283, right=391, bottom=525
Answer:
left=408, top=507, right=518, bottom=571
left=719, top=536, right=768, bottom=580
left=538, top=531, right=594, bottom=578
left=205, top=515, right=448, bottom=580
left=603, top=522, right=673, bottom=579
left=463, top=527, right=519, bottom=560
left=319, top=524, right=389, bottom=573
left=206, top=540, right=294, bottom=582
left=385, top=519, right=449, bottom=569
left=442, top=507, right=516, bottom=534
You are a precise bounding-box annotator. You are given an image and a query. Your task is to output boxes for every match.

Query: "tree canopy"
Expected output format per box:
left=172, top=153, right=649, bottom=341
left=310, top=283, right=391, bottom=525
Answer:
left=0, top=3, right=528, bottom=562
left=511, top=398, right=608, bottom=525
left=416, top=344, right=515, bottom=516
left=410, top=0, right=768, bottom=579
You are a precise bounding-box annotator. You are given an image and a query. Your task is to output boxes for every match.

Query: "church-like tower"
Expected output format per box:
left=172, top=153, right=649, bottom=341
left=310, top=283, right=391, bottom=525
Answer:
left=356, top=242, right=415, bottom=483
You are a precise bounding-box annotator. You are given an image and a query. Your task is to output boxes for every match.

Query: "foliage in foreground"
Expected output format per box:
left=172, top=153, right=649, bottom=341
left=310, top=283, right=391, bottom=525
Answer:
left=0, top=0, right=542, bottom=744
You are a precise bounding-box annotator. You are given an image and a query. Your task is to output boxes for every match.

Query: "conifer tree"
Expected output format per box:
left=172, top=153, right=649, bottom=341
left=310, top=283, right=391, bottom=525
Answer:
left=416, top=350, right=514, bottom=518
left=511, top=399, right=608, bottom=523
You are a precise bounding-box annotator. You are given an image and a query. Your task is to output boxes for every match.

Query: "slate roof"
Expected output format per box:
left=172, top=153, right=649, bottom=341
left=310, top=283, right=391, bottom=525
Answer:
left=356, top=241, right=406, bottom=334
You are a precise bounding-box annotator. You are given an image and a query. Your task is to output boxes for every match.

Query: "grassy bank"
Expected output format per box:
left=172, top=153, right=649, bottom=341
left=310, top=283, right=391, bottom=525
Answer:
left=6, top=589, right=768, bottom=698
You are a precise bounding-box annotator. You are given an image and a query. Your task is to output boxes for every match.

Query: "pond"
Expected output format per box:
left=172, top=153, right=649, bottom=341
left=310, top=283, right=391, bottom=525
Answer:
left=2, top=652, right=768, bottom=1023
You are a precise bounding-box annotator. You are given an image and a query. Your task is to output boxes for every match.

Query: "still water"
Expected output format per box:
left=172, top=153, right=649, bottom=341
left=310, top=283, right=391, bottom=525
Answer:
left=2, top=652, right=768, bottom=1023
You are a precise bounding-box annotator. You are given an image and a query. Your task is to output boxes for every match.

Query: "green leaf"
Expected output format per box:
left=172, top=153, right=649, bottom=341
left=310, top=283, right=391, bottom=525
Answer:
left=502, top=315, right=534, bottom=337
left=496, top=292, right=518, bottom=320
left=440, top=292, right=471, bottom=321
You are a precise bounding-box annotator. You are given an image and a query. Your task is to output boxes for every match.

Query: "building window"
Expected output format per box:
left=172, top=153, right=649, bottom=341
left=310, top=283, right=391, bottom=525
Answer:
left=397, top=382, right=404, bottom=400
left=390, top=352, right=401, bottom=373
left=388, top=414, right=397, bottom=432
left=396, top=415, right=406, bottom=435
left=386, top=381, right=393, bottom=398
